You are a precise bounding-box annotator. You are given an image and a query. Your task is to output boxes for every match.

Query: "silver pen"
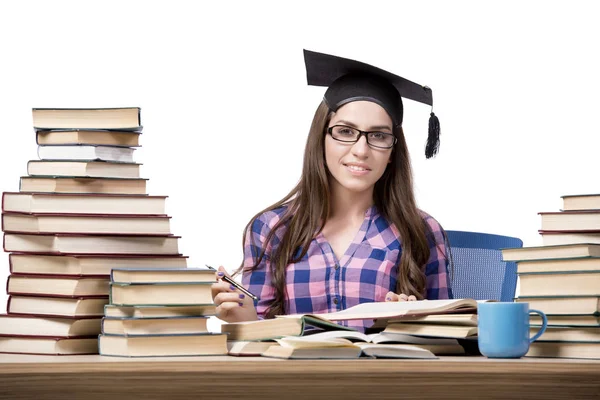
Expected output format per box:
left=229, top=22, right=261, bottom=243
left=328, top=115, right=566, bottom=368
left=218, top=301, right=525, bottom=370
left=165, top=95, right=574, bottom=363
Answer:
left=205, top=265, right=259, bottom=301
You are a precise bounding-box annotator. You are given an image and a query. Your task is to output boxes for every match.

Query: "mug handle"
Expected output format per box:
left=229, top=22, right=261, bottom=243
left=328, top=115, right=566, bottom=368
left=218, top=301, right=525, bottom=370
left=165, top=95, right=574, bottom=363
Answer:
left=529, top=309, right=548, bottom=343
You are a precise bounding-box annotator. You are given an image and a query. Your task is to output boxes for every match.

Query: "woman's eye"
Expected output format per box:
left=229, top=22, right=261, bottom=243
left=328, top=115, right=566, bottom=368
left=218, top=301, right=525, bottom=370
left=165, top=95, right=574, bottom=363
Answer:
left=338, top=128, right=354, bottom=135
left=370, top=132, right=385, bottom=139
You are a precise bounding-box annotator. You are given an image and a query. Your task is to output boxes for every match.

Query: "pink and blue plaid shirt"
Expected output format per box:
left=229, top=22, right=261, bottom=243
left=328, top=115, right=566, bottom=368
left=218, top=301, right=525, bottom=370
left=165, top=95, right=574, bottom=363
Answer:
left=241, top=205, right=452, bottom=332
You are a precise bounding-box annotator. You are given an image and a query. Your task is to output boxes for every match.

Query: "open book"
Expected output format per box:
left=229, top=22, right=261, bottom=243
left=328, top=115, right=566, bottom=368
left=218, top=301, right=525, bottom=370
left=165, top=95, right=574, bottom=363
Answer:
left=228, top=329, right=466, bottom=357
left=279, top=299, right=478, bottom=322
left=261, top=333, right=439, bottom=360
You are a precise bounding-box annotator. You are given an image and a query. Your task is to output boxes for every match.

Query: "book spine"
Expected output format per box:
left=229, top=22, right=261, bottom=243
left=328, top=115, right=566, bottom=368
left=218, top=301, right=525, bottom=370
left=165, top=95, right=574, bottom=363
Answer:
left=1, top=192, right=6, bottom=212
left=6, top=296, right=12, bottom=314
left=8, top=254, right=13, bottom=274
left=5, top=275, right=10, bottom=295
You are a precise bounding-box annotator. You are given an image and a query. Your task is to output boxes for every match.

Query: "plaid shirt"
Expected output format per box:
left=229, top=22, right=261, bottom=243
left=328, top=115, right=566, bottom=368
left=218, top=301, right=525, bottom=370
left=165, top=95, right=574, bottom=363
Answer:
left=242, top=205, right=453, bottom=332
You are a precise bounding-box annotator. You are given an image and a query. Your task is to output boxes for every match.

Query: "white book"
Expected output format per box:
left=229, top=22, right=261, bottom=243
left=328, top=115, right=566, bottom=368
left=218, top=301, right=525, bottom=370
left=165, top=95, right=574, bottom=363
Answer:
left=38, top=145, right=135, bottom=162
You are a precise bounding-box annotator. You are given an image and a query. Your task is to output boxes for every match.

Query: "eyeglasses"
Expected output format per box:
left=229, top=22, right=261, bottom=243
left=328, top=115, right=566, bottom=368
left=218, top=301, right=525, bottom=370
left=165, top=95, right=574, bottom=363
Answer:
left=327, top=125, right=397, bottom=149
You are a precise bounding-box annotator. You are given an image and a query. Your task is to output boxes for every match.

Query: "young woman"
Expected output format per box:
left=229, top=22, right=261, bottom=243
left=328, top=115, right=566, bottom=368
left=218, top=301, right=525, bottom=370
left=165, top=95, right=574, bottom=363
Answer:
left=212, top=50, right=452, bottom=332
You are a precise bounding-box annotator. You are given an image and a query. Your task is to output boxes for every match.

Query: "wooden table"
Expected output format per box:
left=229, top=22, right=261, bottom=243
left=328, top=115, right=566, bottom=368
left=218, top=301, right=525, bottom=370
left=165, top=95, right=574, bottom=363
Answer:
left=1, top=354, right=599, bottom=399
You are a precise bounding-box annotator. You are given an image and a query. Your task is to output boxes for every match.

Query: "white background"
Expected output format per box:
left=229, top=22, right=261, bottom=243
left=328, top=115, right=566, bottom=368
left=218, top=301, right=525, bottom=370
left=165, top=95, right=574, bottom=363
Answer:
left=1, top=0, right=599, bottom=311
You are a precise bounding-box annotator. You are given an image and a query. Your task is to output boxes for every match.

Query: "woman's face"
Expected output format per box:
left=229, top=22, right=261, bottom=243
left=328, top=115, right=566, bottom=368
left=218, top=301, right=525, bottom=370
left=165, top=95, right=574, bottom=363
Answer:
left=325, top=101, right=394, bottom=194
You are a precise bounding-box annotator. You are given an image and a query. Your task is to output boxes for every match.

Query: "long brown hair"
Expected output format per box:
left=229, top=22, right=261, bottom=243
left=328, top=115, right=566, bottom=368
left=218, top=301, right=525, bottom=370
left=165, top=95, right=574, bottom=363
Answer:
left=235, top=101, right=431, bottom=318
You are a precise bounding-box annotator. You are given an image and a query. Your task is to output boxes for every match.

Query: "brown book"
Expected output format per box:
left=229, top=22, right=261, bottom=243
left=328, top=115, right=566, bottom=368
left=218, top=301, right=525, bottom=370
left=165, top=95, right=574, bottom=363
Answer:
left=19, top=176, right=147, bottom=195
left=516, top=257, right=600, bottom=273
left=539, top=230, right=600, bottom=246
left=502, top=243, right=600, bottom=261
left=110, top=268, right=215, bottom=284
left=2, top=212, right=172, bottom=235
left=516, top=296, right=600, bottom=315
left=519, top=271, right=600, bottom=297
left=109, top=282, right=213, bottom=306
left=0, top=336, right=99, bottom=355
left=3, top=233, right=181, bottom=255
left=2, top=192, right=167, bottom=215
left=539, top=210, right=600, bottom=231
left=32, top=107, right=141, bottom=130
left=104, top=304, right=216, bottom=318
left=526, top=342, right=600, bottom=359
left=7, top=275, right=109, bottom=298
left=0, top=314, right=101, bottom=337
left=101, top=316, right=210, bottom=336
left=27, top=160, right=141, bottom=179
left=7, top=295, right=108, bottom=317
left=9, top=253, right=188, bottom=276
left=36, top=129, right=141, bottom=147
left=562, top=194, right=600, bottom=211
left=98, top=333, right=228, bottom=357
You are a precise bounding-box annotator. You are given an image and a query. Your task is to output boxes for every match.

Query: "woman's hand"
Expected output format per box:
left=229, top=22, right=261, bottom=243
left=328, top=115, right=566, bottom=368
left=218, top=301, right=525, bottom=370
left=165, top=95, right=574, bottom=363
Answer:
left=385, top=291, right=417, bottom=302
left=211, top=266, right=258, bottom=323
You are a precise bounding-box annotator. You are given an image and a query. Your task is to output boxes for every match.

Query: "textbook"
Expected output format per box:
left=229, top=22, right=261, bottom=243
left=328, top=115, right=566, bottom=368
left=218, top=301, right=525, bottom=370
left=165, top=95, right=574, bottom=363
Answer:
left=110, top=268, right=215, bottom=284
left=19, top=176, right=147, bottom=195
left=109, top=282, right=213, bottom=306
left=2, top=213, right=172, bottom=235
left=37, top=145, right=136, bottom=163
left=220, top=315, right=354, bottom=341
left=4, top=233, right=181, bottom=255
left=533, top=326, right=600, bottom=342
left=0, top=314, right=101, bottom=337
left=0, top=336, right=99, bottom=355
left=7, top=275, right=109, bottom=298
left=261, top=336, right=437, bottom=360
left=562, top=194, right=600, bottom=211
left=519, top=271, right=600, bottom=297
left=530, top=314, right=600, bottom=327
left=539, top=210, right=600, bottom=231
left=515, top=296, right=600, bottom=315
left=372, top=313, right=478, bottom=328
left=98, top=333, right=228, bottom=357
left=526, top=342, right=600, bottom=359
left=281, top=298, right=478, bottom=322
left=8, top=253, right=188, bottom=276
left=36, top=129, right=141, bottom=147
left=32, top=107, right=142, bottom=130
left=27, top=160, right=141, bottom=179
left=8, top=296, right=108, bottom=317
left=381, top=323, right=478, bottom=339
left=2, top=192, right=167, bottom=215
left=104, top=304, right=216, bottom=318
left=501, top=244, right=600, bottom=261
left=516, top=257, right=600, bottom=274
left=101, top=316, right=210, bottom=336
left=540, top=231, right=600, bottom=246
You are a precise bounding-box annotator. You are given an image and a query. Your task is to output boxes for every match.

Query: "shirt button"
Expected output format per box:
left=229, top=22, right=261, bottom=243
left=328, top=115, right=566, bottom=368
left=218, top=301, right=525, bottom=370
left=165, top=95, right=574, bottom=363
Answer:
left=333, top=298, right=339, bottom=304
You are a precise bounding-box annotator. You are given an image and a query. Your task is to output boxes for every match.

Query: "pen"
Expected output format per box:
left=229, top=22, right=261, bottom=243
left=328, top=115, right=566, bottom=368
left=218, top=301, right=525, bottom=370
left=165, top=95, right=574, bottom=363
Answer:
left=205, top=265, right=259, bottom=301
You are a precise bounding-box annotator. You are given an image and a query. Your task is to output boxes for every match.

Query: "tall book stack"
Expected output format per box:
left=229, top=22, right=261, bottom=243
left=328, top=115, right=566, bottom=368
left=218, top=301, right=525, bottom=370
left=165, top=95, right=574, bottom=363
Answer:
left=98, top=268, right=227, bottom=357
left=501, top=193, right=600, bottom=359
left=0, top=108, right=189, bottom=355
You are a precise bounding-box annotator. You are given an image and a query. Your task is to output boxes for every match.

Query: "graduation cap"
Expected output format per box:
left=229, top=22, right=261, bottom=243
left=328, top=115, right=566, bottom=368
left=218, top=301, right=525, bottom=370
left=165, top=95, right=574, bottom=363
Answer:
left=304, top=49, right=440, bottom=158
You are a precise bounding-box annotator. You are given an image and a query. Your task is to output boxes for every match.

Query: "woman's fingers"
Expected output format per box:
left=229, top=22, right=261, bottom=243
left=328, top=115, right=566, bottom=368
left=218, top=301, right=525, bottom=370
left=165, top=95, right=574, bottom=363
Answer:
left=213, top=291, right=245, bottom=307
left=385, top=292, right=399, bottom=302
left=385, top=292, right=418, bottom=302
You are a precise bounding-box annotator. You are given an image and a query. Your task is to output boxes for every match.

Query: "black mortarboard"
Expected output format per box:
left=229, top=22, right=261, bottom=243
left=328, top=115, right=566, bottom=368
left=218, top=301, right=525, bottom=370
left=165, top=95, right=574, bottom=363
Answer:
left=304, top=49, right=440, bottom=158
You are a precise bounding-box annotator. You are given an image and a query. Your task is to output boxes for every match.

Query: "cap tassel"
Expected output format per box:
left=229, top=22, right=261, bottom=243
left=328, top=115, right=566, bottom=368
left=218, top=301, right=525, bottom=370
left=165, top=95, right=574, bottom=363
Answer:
left=425, top=112, right=440, bottom=159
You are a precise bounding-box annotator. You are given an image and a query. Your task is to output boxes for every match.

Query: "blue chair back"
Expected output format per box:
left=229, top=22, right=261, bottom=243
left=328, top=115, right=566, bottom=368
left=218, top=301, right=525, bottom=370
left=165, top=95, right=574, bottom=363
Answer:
left=445, top=230, right=523, bottom=302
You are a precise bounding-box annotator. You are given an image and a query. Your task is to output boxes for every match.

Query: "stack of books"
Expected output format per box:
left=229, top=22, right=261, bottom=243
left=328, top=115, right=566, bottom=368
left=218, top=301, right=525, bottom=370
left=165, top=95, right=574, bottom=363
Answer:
left=0, top=108, right=189, bottom=355
left=502, top=193, right=600, bottom=359
left=222, top=299, right=476, bottom=359
left=98, top=268, right=227, bottom=357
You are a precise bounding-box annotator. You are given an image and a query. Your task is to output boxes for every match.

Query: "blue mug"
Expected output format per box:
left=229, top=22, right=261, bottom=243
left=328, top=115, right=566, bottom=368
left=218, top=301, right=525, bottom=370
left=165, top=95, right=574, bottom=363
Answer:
left=477, top=302, right=548, bottom=358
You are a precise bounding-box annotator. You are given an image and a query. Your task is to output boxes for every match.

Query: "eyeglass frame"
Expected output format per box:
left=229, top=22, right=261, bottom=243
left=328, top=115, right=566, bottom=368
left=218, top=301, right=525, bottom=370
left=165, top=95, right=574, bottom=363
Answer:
left=326, top=125, right=398, bottom=149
